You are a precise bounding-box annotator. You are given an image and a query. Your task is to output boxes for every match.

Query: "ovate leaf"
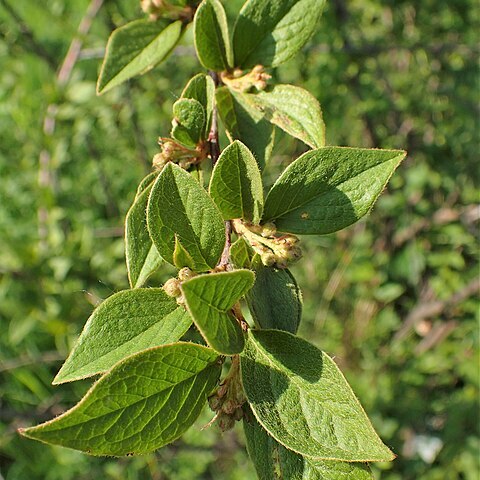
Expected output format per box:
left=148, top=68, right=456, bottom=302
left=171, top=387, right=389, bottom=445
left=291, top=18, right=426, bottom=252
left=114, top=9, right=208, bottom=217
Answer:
left=194, top=0, right=232, bottom=71
left=241, top=330, right=395, bottom=462
left=135, top=171, right=158, bottom=199
left=97, top=19, right=183, bottom=94
left=126, top=184, right=163, bottom=288
left=171, top=98, right=206, bottom=147
left=209, top=140, right=264, bottom=223
left=244, top=415, right=373, bottom=480
left=147, top=163, right=225, bottom=271
left=246, top=85, right=325, bottom=148
left=244, top=414, right=303, bottom=480
left=53, top=289, right=192, bottom=384
left=263, top=147, right=407, bottom=234
left=230, top=236, right=254, bottom=269
left=232, top=0, right=325, bottom=69
left=216, top=87, right=274, bottom=170
left=246, top=264, right=302, bottom=333
left=181, top=270, right=254, bottom=354
left=181, top=74, right=216, bottom=136
left=22, top=343, right=220, bottom=456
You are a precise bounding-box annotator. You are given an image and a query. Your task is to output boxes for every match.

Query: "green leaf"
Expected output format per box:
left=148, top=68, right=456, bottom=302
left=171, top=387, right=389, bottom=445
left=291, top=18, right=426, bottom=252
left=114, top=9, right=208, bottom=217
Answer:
left=171, top=98, right=206, bottom=147
left=245, top=85, right=325, bottom=148
left=232, top=0, right=325, bottom=69
left=230, top=236, right=254, bottom=269
left=241, top=330, right=395, bottom=462
left=193, top=0, right=232, bottom=71
left=97, top=19, right=183, bottom=94
left=135, top=171, right=158, bottom=199
left=246, top=264, right=302, bottom=333
left=263, top=147, right=407, bottom=234
left=147, top=163, right=225, bottom=272
left=126, top=184, right=163, bottom=288
left=53, top=289, right=192, bottom=384
left=22, top=343, right=221, bottom=456
left=209, top=141, right=264, bottom=223
left=181, top=270, right=254, bottom=354
left=244, top=416, right=373, bottom=479
left=216, top=87, right=274, bottom=170
left=306, top=458, right=373, bottom=480
left=181, top=74, right=216, bottom=137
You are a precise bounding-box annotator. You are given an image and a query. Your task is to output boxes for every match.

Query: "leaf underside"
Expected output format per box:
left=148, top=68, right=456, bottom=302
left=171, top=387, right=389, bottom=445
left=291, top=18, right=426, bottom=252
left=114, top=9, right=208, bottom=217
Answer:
left=181, top=270, right=255, bottom=354
left=22, top=343, right=221, bottom=456
left=241, top=329, right=395, bottom=462
left=244, top=415, right=374, bottom=480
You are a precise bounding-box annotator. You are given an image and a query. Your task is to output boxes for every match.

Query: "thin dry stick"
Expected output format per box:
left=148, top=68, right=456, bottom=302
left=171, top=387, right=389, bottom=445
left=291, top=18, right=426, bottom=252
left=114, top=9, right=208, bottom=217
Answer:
left=393, top=277, right=480, bottom=342
left=38, top=0, right=104, bottom=250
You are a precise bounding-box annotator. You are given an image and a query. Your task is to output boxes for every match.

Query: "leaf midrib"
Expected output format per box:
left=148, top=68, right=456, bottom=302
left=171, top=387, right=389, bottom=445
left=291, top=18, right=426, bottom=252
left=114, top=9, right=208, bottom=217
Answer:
left=104, top=21, right=179, bottom=88
left=248, top=336, right=363, bottom=458
left=46, top=360, right=217, bottom=432
left=265, top=153, right=401, bottom=220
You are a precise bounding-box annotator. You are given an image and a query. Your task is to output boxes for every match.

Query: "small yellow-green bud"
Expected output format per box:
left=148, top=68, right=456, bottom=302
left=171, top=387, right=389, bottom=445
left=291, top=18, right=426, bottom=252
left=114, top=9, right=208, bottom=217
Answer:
left=261, top=222, right=277, bottom=237
left=178, top=267, right=195, bottom=282
left=163, top=278, right=181, bottom=298
left=261, top=251, right=277, bottom=267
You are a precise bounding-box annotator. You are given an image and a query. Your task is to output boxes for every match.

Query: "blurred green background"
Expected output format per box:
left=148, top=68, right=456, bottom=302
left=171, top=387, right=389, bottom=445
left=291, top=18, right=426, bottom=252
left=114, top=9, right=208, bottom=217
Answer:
left=0, top=0, right=478, bottom=479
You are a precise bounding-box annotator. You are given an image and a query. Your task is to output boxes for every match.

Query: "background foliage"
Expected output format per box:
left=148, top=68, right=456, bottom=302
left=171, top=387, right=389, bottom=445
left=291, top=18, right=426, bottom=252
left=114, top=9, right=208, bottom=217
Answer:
left=0, top=0, right=478, bottom=478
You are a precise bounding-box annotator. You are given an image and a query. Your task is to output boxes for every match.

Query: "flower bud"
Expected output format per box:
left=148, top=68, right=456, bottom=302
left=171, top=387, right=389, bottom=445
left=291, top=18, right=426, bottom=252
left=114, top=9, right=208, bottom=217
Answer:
left=163, top=278, right=181, bottom=298
left=217, top=413, right=235, bottom=432
left=178, top=267, right=195, bottom=282
left=233, top=407, right=244, bottom=421
left=261, top=222, right=277, bottom=237
left=208, top=395, right=223, bottom=412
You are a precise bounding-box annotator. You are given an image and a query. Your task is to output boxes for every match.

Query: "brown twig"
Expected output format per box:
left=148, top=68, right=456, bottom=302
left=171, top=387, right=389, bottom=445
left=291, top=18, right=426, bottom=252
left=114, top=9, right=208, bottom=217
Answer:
left=393, top=277, right=480, bottom=342
left=0, top=351, right=63, bottom=373
left=208, top=70, right=232, bottom=268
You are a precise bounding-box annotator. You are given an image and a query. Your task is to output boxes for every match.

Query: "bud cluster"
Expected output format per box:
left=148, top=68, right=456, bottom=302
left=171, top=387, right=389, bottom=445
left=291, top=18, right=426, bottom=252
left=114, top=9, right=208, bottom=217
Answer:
left=208, top=357, right=246, bottom=431
left=162, top=267, right=196, bottom=304
left=153, top=138, right=208, bottom=170
left=220, top=65, right=271, bottom=92
left=232, top=219, right=302, bottom=269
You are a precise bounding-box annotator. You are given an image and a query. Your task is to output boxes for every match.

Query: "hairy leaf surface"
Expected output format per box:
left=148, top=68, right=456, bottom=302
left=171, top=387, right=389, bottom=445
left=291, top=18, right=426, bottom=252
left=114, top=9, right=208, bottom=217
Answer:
left=135, top=172, right=158, bottom=199
left=97, top=19, right=182, bottom=94
left=53, top=289, right=192, bottom=384
left=246, top=85, right=325, bottom=148
left=126, top=184, right=163, bottom=288
left=241, top=330, right=395, bottom=462
left=216, top=87, right=274, bottom=170
left=232, top=0, right=325, bottom=68
left=171, top=98, right=206, bottom=147
left=246, top=265, right=302, bottom=333
left=209, top=141, right=264, bottom=223
left=22, top=343, right=220, bottom=456
left=181, top=74, right=216, bottom=136
left=244, top=416, right=373, bottom=479
left=194, top=0, right=232, bottom=71
left=182, top=270, right=254, bottom=354
left=230, top=237, right=254, bottom=269
left=147, top=163, right=225, bottom=271
left=263, top=147, right=407, bottom=234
